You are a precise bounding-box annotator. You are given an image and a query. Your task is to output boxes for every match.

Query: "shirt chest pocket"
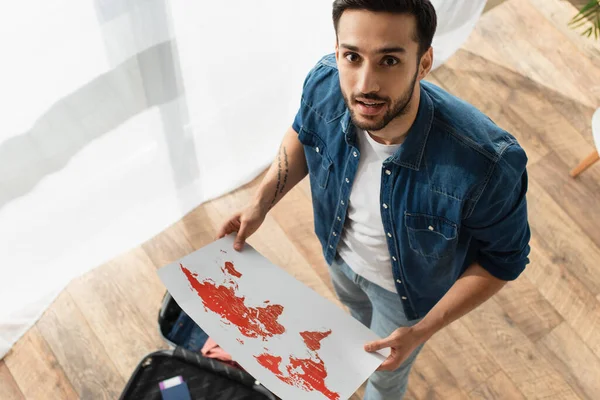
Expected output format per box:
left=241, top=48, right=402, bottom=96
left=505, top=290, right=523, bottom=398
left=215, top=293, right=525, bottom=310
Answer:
left=405, top=212, right=459, bottom=259
left=298, top=127, right=333, bottom=189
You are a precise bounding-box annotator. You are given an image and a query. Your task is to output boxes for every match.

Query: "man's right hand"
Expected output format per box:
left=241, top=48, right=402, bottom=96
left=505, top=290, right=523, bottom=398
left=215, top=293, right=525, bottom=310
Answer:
left=215, top=126, right=307, bottom=251
left=216, top=204, right=267, bottom=251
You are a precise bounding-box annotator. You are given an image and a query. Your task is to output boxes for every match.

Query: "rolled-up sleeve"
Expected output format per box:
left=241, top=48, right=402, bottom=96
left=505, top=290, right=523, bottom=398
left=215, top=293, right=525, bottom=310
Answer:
left=464, top=142, right=531, bottom=281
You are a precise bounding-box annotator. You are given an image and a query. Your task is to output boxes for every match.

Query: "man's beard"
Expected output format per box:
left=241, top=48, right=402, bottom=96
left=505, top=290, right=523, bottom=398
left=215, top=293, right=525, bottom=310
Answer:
left=343, top=69, right=419, bottom=132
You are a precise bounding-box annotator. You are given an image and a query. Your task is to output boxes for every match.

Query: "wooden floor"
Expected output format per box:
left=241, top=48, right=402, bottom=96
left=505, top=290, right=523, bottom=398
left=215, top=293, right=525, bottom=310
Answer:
left=3, top=0, right=600, bottom=399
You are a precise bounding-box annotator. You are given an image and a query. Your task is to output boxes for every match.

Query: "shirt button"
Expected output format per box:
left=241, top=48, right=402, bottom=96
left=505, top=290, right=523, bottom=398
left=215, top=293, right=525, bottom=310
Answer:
left=329, top=245, right=334, bottom=249
left=332, top=232, right=337, bottom=237
left=396, top=279, right=402, bottom=284
left=337, top=216, right=341, bottom=221
left=385, top=170, right=391, bottom=175
left=428, top=226, right=435, bottom=231
left=392, top=256, right=397, bottom=261
left=383, top=203, right=388, bottom=209
left=401, top=296, right=408, bottom=300
left=315, top=147, right=320, bottom=153
left=345, top=178, right=350, bottom=183
left=387, top=232, right=392, bottom=238
left=341, top=200, right=345, bottom=205
left=353, top=151, right=358, bottom=157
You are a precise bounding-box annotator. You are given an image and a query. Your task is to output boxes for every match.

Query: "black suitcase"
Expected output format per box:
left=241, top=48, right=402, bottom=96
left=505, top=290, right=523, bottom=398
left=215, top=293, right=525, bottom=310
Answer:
left=119, top=292, right=278, bottom=400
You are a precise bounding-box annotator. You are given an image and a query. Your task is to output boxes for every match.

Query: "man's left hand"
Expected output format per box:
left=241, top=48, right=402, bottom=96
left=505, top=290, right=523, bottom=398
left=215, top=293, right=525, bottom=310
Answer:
left=364, top=327, right=428, bottom=371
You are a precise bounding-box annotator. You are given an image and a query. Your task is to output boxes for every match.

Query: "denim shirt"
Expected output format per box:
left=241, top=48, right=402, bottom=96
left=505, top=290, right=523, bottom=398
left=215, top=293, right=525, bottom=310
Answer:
left=292, top=54, right=530, bottom=320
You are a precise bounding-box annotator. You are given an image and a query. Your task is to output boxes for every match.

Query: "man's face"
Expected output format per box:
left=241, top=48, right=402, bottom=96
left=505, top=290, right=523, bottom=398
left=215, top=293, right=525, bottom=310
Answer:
left=335, top=10, right=423, bottom=132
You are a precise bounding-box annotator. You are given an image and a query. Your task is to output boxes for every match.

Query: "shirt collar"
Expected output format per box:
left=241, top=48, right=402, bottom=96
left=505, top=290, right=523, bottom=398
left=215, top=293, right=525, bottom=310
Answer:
left=341, top=83, right=434, bottom=171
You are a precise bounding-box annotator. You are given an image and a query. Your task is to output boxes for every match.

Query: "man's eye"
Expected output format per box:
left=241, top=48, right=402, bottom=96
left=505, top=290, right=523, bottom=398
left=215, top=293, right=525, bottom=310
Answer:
left=382, top=57, right=399, bottom=66
left=345, top=53, right=359, bottom=62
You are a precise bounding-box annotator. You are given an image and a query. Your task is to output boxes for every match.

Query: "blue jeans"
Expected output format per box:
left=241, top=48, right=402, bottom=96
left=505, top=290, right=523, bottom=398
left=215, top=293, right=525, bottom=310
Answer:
left=166, top=310, right=209, bottom=352
left=328, top=257, right=425, bottom=400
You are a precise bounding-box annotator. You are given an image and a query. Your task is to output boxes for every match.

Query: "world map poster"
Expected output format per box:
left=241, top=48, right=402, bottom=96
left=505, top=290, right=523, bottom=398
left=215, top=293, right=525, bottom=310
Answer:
left=158, top=235, right=390, bottom=400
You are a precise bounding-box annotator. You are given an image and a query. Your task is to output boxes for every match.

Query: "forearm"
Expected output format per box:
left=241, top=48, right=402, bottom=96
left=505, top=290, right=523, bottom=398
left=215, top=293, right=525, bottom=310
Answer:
left=412, top=262, right=507, bottom=340
left=253, top=126, right=308, bottom=213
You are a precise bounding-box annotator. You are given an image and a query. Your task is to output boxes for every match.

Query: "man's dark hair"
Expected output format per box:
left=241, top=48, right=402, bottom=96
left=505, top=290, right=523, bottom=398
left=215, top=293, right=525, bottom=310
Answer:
left=332, top=0, right=437, bottom=57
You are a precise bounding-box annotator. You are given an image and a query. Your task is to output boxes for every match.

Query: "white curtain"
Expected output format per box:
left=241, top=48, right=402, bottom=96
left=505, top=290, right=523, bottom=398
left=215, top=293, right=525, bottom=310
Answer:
left=430, top=0, right=487, bottom=69
left=0, top=0, right=487, bottom=359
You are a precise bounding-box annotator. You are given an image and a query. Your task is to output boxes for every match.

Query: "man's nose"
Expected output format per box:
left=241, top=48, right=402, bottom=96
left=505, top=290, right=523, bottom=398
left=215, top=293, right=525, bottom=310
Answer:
left=357, top=65, right=380, bottom=94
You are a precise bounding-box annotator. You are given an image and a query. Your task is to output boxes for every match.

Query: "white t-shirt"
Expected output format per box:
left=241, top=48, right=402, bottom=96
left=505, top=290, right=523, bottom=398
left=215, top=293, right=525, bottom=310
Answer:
left=338, top=130, right=405, bottom=293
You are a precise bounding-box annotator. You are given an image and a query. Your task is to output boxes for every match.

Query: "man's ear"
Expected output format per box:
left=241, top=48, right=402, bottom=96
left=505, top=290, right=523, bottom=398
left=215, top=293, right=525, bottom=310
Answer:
left=418, top=47, right=434, bottom=79
left=335, top=40, right=339, bottom=62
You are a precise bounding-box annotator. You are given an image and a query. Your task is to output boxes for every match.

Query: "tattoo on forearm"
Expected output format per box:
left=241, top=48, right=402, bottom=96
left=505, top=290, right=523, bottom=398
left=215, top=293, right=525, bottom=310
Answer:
left=269, top=145, right=288, bottom=210
left=279, top=146, right=289, bottom=194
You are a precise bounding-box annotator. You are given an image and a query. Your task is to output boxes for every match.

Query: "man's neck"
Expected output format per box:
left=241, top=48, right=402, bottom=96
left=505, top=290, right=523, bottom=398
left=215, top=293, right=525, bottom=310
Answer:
left=367, top=84, right=421, bottom=146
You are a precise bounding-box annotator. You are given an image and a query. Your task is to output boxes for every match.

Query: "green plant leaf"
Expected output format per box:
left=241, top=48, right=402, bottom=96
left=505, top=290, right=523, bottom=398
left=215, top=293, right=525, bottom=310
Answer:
left=570, top=6, right=598, bottom=25
left=570, top=0, right=600, bottom=40
left=571, top=19, right=591, bottom=30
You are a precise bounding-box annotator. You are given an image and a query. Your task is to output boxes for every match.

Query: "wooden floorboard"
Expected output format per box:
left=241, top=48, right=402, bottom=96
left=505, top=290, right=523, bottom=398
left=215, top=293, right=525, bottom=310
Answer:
left=525, top=235, right=600, bottom=362
left=466, top=0, right=599, bottom=109
left=468, top=370, right=526, bottom=400
left=404, top=372, right=433, bottom=400
left=536, top=322, right=600, bottom=400
left=3, top=326, right=78, bottom=400
left=3, top=0, right=600, bottom=398
left=66, top=249, right=169, bottom=380
left=0, top=361, right=24, bottom=400
left=529, top=152, right=600, bottom=250
left=528, top=0, right=600, bottom=71
left=527, top=178, right=600, bottom=297
left=410, top=346, right=470, bottom=399
left=461, top=300, right=580, bottom=399
left=178, top=204, right=219, bottom=254
left=426, top=320, right=500, bottom=394
left=492, top=276, right=564, bottom=343
left=142, top=220, right=197, bottom=269
left=36, top=292, right=125, bottom=399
